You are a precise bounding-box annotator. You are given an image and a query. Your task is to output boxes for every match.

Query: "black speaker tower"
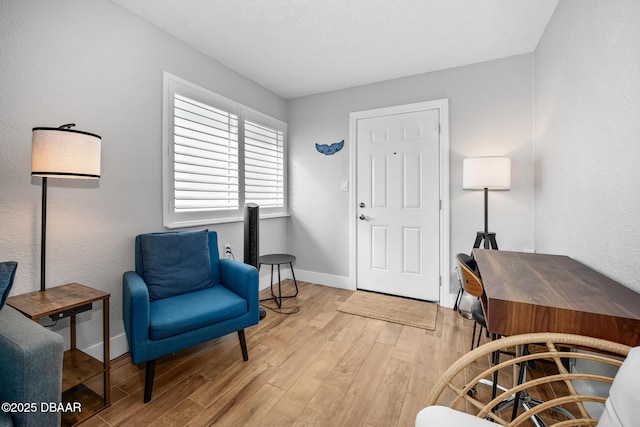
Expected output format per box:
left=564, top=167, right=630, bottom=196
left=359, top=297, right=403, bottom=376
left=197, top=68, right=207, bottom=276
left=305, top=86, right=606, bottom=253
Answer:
left=244, top=203, right=265, bottom=320
left=244, top=203, right=259, bottom=267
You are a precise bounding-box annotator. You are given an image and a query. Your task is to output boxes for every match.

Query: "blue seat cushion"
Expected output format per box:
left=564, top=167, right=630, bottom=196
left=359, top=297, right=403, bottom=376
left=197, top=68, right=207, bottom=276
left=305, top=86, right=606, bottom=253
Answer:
left=149, top=286, right=248, bottom=340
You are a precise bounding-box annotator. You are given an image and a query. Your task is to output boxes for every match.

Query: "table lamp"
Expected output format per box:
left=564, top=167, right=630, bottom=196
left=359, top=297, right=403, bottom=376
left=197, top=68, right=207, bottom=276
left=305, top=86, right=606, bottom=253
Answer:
left=463, top=156, right=511, bottom=249
left=31, top=124, right=102, bottom=291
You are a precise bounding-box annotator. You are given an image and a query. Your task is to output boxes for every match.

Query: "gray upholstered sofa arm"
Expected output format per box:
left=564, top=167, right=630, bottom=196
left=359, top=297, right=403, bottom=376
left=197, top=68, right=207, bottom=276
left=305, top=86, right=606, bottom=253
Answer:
left=0, top=306, right=64, bottom=427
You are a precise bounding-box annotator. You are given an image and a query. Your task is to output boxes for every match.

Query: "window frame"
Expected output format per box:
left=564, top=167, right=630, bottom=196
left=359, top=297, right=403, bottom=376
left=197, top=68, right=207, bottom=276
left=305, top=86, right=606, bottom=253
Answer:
left=163, top=72, right=288, bottom=228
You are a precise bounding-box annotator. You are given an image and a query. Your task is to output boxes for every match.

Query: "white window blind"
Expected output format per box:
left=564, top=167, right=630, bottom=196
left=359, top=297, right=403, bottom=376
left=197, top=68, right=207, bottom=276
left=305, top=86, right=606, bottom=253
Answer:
left=244, top=120, right=284, bottom=208
left=163, top=72, right=288, bottom=228
left=174, top=94, right=239, bottom=212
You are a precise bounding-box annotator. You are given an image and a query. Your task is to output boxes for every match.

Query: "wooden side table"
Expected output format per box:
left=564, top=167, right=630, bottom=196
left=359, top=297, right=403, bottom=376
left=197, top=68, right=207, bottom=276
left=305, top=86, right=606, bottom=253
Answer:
left=7, top=283, right=110, bottom=426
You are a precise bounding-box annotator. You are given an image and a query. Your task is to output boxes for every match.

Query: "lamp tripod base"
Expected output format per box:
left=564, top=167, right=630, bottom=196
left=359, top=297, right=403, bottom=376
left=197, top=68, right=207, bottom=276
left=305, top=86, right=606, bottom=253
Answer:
left=473, top=231, right=499, bottom=250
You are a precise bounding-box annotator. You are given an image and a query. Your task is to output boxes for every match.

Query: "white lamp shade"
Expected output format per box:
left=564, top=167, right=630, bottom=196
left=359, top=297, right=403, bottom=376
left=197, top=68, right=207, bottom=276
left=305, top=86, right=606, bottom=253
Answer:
left=463, top=157, right=511, bottom=190
left=31, top=127, right=101, bottom=179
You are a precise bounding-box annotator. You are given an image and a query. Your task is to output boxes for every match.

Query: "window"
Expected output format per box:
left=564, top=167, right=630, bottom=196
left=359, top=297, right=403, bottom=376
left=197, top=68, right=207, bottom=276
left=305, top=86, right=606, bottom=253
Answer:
left=163, top=73, right=287, bottom=228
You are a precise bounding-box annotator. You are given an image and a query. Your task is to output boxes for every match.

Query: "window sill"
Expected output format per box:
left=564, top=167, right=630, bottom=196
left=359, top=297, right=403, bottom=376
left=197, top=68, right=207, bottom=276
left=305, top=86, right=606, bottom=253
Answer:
left=164, top=212, right=290, bottom=229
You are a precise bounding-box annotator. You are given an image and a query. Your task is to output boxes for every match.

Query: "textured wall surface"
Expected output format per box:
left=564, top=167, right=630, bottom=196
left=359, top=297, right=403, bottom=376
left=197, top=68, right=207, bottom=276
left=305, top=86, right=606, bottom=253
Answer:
left=287, top=54, right=536, bottom=298
left=0, top=0, right=287, bottom=359
left=534, top=0, right=640, bottom=291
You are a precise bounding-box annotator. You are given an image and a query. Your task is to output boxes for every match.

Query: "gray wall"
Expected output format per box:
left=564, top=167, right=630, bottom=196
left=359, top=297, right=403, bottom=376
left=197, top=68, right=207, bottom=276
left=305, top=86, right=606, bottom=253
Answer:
left=287, top=54, right=536, bottom=296
left=0, top=0, right=287, bottom=359
left=534, top=0, right=640, bottom=291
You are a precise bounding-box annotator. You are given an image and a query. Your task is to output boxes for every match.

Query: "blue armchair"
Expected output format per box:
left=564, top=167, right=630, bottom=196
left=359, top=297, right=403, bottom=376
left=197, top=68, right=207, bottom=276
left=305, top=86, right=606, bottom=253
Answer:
left=122, top=230, right=259, bottom=402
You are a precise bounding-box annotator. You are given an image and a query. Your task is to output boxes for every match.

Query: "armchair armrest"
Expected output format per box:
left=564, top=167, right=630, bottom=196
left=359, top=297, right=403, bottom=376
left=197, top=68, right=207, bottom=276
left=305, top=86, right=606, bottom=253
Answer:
left=0, top=306, right=64, bottom=427
left=219, top=259, right=259, bottom=316
left=122, top=271, right=151, bottom=364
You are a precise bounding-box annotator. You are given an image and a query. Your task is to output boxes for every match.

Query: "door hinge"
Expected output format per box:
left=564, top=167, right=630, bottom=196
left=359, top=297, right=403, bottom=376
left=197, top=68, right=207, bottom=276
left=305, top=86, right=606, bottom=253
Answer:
left=439, top=199, right=442, bottom=210
left=439, top=276, right=442, bottom=287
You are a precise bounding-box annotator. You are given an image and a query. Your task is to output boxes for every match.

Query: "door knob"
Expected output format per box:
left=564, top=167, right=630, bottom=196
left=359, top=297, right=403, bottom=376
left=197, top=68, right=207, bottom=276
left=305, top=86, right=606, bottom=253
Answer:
left=359, top=214, right=367, bottom=221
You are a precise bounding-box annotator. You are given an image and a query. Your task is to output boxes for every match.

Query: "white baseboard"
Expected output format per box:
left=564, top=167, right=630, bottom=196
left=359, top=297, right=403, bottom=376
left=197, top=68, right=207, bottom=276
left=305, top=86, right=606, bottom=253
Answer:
left=83, top=331, right=129, bottom=362
left=444, top=291, right=458, bottom=309
left=294, top=269, right=354, bottom=290
left=259, top=268, right=354, bottom=291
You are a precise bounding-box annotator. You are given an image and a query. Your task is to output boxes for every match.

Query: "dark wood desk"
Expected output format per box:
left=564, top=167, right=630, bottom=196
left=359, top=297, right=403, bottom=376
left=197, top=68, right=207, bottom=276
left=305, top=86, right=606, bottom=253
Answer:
left=473, top=249, right=640, bottom=347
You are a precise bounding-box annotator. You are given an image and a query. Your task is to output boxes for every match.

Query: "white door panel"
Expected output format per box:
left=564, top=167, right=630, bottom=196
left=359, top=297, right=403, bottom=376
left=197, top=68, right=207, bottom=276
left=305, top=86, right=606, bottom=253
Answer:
left=356, top=108, right=440, bottom=301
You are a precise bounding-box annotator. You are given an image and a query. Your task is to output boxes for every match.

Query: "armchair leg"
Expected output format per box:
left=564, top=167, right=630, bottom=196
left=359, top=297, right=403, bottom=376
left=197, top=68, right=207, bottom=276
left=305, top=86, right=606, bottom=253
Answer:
left=238, top=330, right=248, bottom=361
left=144, top=359, right=156, bottom=403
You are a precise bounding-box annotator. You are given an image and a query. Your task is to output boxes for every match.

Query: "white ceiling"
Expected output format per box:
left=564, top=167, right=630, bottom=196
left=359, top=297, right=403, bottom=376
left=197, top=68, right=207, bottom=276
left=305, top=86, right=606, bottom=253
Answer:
left=111, top=0, right=559, bottom=99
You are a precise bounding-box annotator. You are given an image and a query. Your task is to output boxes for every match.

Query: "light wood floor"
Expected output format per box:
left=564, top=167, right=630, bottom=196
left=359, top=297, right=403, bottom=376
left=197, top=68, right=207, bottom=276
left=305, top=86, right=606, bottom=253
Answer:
left=81, top=281, right=478, bottom=427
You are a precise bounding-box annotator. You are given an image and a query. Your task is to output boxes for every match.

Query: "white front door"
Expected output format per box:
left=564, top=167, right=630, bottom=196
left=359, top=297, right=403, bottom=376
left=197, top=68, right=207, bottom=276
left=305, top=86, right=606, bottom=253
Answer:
left=355, top=107, right=441, bottom=301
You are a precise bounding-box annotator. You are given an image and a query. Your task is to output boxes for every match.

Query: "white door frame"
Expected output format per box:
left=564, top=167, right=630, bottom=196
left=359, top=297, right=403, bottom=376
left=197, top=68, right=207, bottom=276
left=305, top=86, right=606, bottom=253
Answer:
left=348, top=99, right=450, bottom=306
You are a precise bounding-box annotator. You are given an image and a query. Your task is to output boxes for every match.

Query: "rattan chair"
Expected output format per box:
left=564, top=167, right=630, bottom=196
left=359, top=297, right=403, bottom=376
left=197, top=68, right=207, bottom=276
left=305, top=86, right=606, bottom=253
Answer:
left=416, top=333, right=634, bottom=427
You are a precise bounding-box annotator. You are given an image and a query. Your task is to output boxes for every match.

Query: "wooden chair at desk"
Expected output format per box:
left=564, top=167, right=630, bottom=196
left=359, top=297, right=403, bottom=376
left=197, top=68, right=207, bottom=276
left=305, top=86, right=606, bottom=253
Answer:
left=456, top=253, right=493, bottom=351
left=456, top=253, right=506, bottom=401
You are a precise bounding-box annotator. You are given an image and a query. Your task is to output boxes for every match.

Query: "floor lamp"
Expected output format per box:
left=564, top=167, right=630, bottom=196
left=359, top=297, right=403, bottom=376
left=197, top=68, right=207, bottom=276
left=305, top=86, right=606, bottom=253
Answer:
left=31, top=124, right=102, bottom=292
left=463, top=156, right=511, bottom=250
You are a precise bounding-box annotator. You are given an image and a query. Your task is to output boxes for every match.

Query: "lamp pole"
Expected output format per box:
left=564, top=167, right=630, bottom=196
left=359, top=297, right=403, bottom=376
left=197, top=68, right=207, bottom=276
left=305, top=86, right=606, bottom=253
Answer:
left=484, top=187, right=488, bottom=239
left=473, top=187, right=498, bottom=250
left=40, top=177, right=47, bottom=292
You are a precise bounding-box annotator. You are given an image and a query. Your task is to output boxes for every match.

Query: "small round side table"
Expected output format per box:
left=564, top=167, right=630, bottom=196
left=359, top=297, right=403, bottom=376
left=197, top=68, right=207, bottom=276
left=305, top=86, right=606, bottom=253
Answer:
left=258, top=254, right=299, bottom=308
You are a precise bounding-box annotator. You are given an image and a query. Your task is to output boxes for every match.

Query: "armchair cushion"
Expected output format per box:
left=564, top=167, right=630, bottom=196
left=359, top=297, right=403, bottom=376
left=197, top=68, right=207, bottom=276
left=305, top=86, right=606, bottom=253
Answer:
left=0, top=261, right=18, bottom=310
left=140, top=230, right=215, bottom=301
left=149, top=285, right=248, bottom=340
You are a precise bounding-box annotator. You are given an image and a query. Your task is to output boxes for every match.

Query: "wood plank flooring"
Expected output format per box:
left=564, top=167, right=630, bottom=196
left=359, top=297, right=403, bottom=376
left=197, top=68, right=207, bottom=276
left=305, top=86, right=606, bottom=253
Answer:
left=80, top=281, right=478, bottom=427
